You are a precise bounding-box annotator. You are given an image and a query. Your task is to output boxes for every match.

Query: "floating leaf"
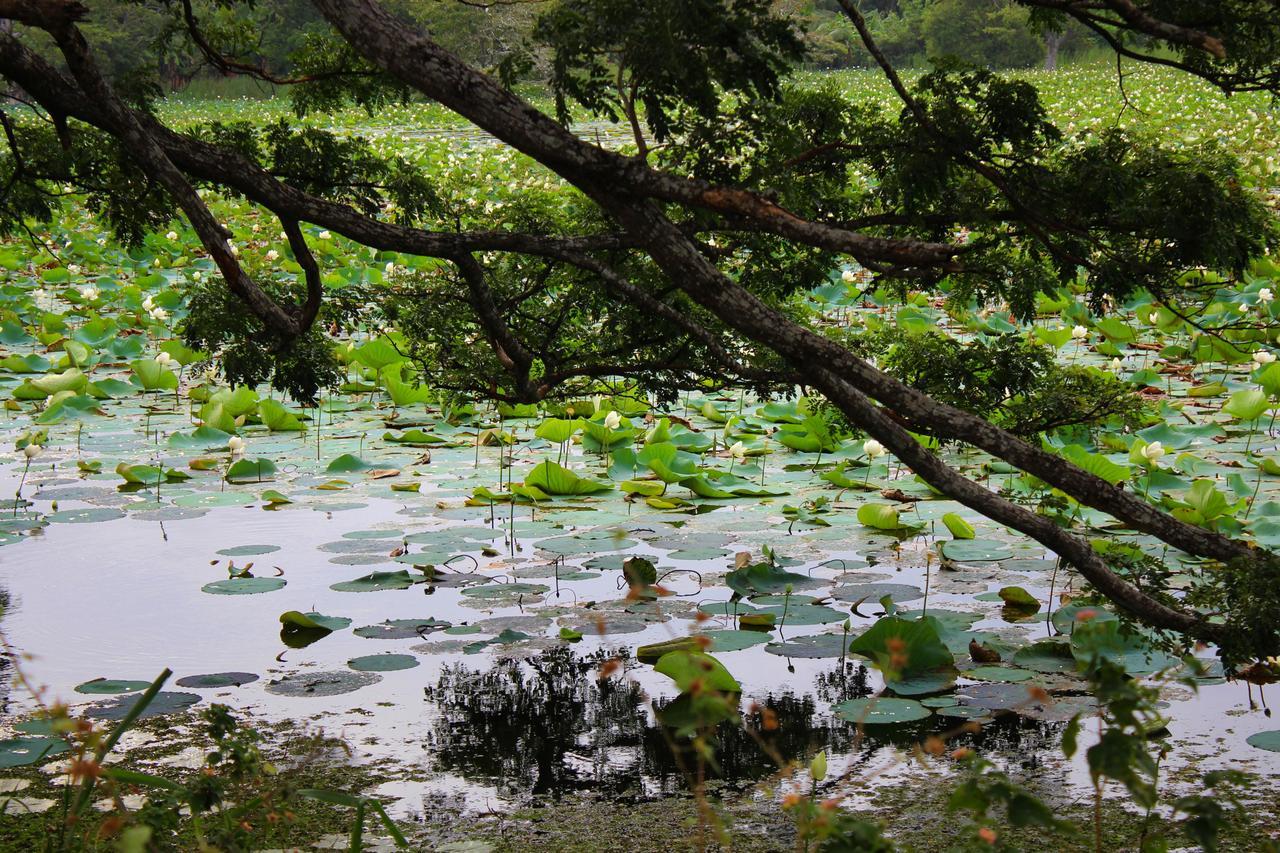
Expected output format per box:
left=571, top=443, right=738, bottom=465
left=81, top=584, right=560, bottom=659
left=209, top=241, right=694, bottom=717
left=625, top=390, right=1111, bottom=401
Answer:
left=348, top=654, right=419, bottom=672
left=833, top=697, right=930, bottom=725
left=202, top=577, right=286, bottom=595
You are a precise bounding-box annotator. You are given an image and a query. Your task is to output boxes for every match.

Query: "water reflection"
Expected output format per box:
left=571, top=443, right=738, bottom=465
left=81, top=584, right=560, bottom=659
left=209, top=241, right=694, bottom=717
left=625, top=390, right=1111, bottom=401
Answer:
left=422, top=648, right=1062, bottom=800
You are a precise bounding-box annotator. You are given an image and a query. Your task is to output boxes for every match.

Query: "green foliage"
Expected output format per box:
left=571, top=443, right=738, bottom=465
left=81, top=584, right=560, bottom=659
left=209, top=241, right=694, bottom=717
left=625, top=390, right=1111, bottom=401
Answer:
left=923, top=0, right=1044, bottom=69
left=532, top=0, right=805, bottom=142
left=844, top=328, right=1150, bottom=438
left=1186, top=550, right=1280, bottom=669
left=181, top=279, right=356, bottom=403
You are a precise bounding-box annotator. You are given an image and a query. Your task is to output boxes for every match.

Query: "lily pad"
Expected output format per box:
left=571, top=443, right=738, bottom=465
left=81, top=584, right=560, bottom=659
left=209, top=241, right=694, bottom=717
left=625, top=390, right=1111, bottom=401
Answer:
left=940, top=539, right=1014, bottom=562
left=201, top=577, right=286, bottom=595
left=264, top=670, right=381, bottom=697
left=87, top=692, right=201, bottom=721
left=765, top=633, right=850, bottom=659
left=348, top=654, right=419, bottom=672
left=45, top=507, right=125, bottom=524
left=353, top=618, right=450, bottom=639
left=174, top=672, right=259, bottom=688
left=74, top=678, right=149, bottom=695
left=1245, top=730, right=1280, bottom=752
left=0, top=737, right=67, bottom=768
left=330, top=570, right=415, bottom=592
left=217, top=544, right=281, bottom=557
left=833, top=697, right=931, bottom=725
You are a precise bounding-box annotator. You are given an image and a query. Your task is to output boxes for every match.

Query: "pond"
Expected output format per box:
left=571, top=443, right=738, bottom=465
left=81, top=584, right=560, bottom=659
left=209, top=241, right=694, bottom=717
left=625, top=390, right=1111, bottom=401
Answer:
left=0, top=372, right=1275, bottom=822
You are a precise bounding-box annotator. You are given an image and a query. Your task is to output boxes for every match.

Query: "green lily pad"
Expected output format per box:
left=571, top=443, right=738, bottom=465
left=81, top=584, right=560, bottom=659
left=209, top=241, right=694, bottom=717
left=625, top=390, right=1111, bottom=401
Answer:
left=87, top=692, right=201, bottom=721
left=766, top=633, right=849, bottom=659
left=174, top=672, right=259, bottom=688
left=1011, top=640, right=1077, bottom=673
left=45, top=507, right=125, bottom=524
left=353, top=618, right=450, bottom=639
left=940, top=539, right=1014, bottom=562
left=833, top=697, right=931, bottom=725
left=0, top=737, right=68, bottom=768
left=217, top=544, right=281, bottom=557
left=1245, top=730, right=1280, bottom=752
left=348, top=654, right=419, bottom=672
left=175, top=492, right=255, bottom=508
left=965, top=666, right=1034, bottom=683
left=74, top=678, right=149, bottom=695
left=201, top=577, right=286, bottom=595
left=330, top=570, right=415, bottom=592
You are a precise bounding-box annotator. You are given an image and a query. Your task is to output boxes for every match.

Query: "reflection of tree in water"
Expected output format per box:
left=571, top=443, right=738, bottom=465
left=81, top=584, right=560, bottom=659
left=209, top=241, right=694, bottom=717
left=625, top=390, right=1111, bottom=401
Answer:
left=0, top=586, right=11, bottom=714
left=423, top=648, right=1063, bottom=799
left=424, top=647, right=650, bottom=797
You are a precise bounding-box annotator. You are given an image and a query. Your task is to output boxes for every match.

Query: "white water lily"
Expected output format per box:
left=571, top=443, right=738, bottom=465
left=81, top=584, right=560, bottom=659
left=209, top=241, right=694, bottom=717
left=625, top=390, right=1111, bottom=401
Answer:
left=1071, top=325, right=1088, bottom=341
left=603, top=410, right=622, bottom=430
left=841, top=269, right=856, bottom=283
left=1254, top=350, right=1277, bottom=365
left=79, top=286, right=99, bottom=301
left=1260, top=288, right=1274, bottom=303
left=155, top=351, right=173, bottom=366
left=863, top=439, right=886, bottom=459
left=166, top=231, right=178, bottom=241
left=22, top=444, right=42, bottom=460
left=265, top=249, right=279, bottom=262
left=318, top=230, right=331, bottom=240
left=1141, top=441, right=1165, bottom=464
left=227, top=436, right=246, bottom=456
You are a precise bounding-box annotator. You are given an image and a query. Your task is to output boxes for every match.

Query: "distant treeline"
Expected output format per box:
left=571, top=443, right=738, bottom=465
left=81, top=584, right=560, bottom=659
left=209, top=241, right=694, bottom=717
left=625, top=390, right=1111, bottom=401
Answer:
left=33, top=0, right=1091, bottom=95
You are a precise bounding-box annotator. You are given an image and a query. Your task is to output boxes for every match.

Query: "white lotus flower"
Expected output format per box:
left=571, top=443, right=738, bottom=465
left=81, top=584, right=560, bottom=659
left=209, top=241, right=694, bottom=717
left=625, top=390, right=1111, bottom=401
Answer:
left=149, top=307, right=168, bottom=322
left=142, top=296, right=154, bottom=311
left=1254, top=350, right=1277, bottom=365
left=22, top=444, right=42, bottom=460
left=603, top=411, right=622, bottom=430
left=265, top=249, right=280, bottom=262
left=385, top=261, right=396, bottom=275
left=1141, top=441, right=1165, bottom=464
left=841, top=269, right=856, bottom=284
left=227, top=436, right=245, bottom=456
left=864, top=439, right=886, bottom=459
left=166, top=231, right=178, bottom=241
left=1071, top=325, right=1088, bottom=341
left=728, top=441, right=746, bottom=461
left=192, top=272, right=203, bottom=281
left=1238, top=302, right=1249, bottom=313
left=67, top=264, right=81, bottom=275
left=79, top=286, right=99, bottom=301
left=318, top=230, right=331, bottom=240
left=1110, top=358, right=1123, bottom=371
left=155, top=352, right=173, bottom=366
left=228, top=243, right=239, bottom=257
left=1260, top=288, right=1273, bottom=303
